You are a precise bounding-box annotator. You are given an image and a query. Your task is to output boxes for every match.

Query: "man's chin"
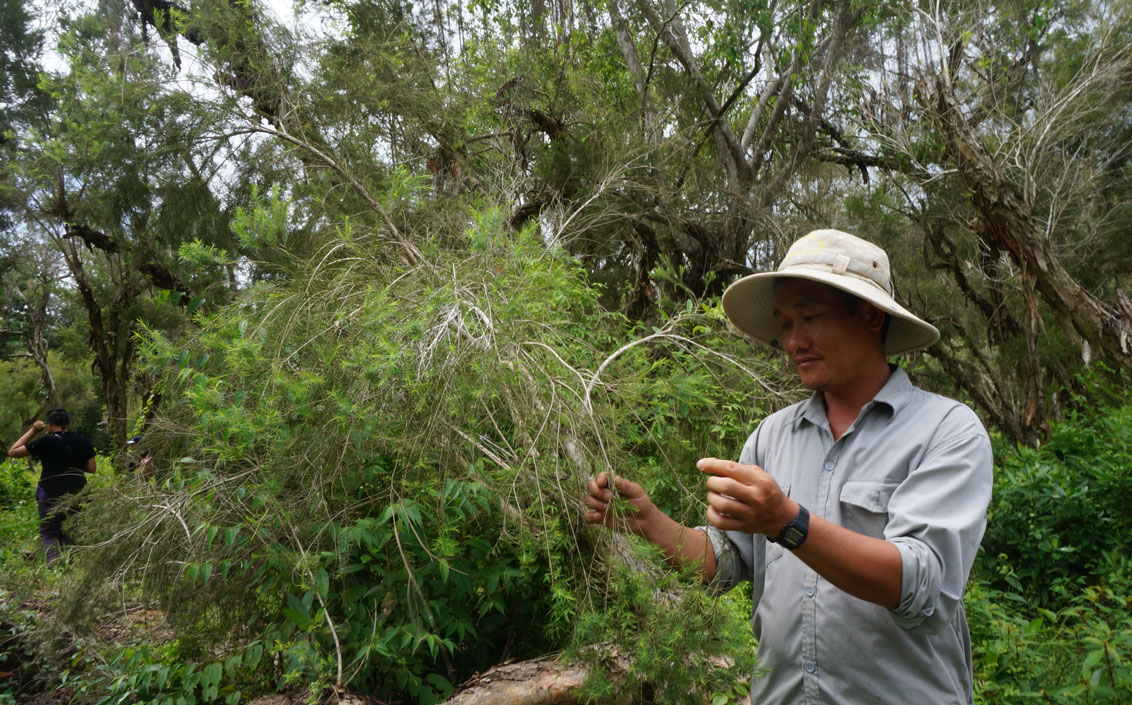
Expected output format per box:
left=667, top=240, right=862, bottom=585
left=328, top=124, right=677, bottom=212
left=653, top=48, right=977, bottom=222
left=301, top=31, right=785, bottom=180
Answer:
left=794, top=366, right=826, bottom=390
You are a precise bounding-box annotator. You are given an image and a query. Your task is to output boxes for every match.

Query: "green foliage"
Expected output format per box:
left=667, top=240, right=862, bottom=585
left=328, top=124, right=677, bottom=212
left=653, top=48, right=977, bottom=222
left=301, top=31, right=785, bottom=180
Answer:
left=979, top=382, right=1132, bottom=605
left=573, top=552, right=756, bottom=704
left=0, top=587, right=48, bottom=705
left=969, top=563, right=1132, bottom=703
left=57, top=207, right=781, bottom=703
left=67, top=641, right=267, bottom=705
left=231, top=184, right=291, bottom=253
left=0, top=459, right=33, bottom=512
left=968, top=388, right=1132, bottom=703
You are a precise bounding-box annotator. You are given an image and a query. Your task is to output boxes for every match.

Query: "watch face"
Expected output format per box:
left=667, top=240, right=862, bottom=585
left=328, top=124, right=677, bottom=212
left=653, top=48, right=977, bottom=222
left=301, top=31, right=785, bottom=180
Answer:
left=782, top=528, right=805, bottom=547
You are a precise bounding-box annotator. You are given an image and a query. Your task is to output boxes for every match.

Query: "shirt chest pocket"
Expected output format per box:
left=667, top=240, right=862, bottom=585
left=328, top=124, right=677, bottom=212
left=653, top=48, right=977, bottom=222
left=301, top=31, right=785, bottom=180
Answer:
left=839, top=480, right=899, bottom=539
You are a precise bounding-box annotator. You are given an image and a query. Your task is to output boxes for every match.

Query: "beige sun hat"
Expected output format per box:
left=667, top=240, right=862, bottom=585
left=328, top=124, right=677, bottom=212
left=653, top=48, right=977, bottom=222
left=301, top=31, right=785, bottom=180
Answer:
left=721, top=229, right=940, bottom=356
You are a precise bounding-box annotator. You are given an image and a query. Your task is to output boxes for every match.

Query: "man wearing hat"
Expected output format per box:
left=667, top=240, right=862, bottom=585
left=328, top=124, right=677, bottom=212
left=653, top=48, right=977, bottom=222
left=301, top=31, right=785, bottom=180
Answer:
left=585, top=230, right=992, bottom=704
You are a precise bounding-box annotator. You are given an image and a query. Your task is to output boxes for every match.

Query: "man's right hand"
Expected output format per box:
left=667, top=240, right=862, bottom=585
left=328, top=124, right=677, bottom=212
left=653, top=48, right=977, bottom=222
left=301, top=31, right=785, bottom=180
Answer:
left=583, top=470, right=717, bottom=579
left=583, top=471, right=656, bottom=536
left=32, top=420, right=45, bottom=432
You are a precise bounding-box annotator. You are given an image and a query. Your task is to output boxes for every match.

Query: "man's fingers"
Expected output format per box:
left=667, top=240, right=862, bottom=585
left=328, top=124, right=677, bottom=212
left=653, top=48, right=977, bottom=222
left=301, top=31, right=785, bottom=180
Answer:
left=611, top=475, right=645, bottom=498
left=582, top=494, right=608, bottom=511
left=706, top=491, right=751, bottom=519
left=698, top=457, right=765, bottom=483
left=704, top=475, right=747, bottom=498
left=705, top=505, right=744, bottom=531
left=586, top=473, right=612, bottom=497
left=697, top=457, right=744, bottom=477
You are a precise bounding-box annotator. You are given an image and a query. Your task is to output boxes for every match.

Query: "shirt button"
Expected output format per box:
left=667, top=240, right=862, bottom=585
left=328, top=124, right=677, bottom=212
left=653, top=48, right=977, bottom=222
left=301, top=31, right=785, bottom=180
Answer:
left=823, top=461, right=835, bottom=470
left=805, top=586, right=815, bottom=597
left=804, top=661, right=816, bottom=673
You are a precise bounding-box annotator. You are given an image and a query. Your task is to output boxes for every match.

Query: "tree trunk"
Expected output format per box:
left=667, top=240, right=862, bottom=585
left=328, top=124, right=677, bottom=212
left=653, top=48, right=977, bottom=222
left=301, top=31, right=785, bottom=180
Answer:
left=919, top=73, right=1132, bottom=371
left=442, top=654, right=600, bottom=705
left=56, top=237, right=133, bottom=448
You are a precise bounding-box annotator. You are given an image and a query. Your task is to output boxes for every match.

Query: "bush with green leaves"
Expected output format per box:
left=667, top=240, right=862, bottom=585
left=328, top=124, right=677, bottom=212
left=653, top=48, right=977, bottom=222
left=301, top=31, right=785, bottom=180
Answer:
left=968, top=383, right=1132, bottom=704
left=0, top=460, right=34, bottom=512
left=55, top=205, right=785, bottom=703
left=979, top=379, right=1132, bottom=606
left=969, top=557, right=1132, bottom=703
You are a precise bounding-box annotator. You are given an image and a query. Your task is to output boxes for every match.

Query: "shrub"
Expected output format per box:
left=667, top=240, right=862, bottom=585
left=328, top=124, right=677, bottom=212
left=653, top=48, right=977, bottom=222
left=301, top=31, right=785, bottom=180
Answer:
left=0, top=461, right=34, bottom=512
left=56, top=211, right=784, bottom=703
left=979, top=395, right=1132, bottom=606
left=969, top=554, right=1132, bottom=703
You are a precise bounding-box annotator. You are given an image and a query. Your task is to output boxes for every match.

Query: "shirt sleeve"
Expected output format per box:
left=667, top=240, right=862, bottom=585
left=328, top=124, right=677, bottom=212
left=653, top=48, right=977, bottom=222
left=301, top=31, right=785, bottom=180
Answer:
left=886, top=406, right=993, bottom=632
left=79, top=437, right=96, bottom=462
left=25, top=436, right=45, bottom=459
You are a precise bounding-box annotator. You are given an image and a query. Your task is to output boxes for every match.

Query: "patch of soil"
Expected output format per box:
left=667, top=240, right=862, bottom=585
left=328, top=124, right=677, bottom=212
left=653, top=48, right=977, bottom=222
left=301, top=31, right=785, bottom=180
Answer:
left=19, top=685, right=75, bottom=705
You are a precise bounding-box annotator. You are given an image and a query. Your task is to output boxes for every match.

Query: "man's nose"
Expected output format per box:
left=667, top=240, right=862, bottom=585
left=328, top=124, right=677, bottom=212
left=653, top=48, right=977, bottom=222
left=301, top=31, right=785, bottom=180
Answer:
left=782, top=324, right=810, bottom=353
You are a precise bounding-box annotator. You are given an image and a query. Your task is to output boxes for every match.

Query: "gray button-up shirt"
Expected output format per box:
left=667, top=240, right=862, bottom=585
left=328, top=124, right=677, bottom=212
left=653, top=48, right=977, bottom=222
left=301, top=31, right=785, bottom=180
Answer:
left=701, top=367, right=992, bottom=704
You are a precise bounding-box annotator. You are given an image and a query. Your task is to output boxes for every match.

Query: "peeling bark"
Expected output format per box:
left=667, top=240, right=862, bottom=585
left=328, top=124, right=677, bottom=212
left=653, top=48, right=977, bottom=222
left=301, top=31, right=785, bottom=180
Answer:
left=443, top=654, right=596, bottom=705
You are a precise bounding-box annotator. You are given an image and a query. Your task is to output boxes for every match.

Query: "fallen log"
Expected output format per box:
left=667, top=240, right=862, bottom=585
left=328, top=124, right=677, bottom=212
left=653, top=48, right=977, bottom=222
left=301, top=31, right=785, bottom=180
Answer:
left=443, top=652, right=627, bottom=705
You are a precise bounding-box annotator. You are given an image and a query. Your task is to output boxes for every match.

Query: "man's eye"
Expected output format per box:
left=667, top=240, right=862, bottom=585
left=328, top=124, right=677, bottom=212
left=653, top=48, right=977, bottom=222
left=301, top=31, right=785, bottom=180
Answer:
left=804, top=314, right=819, bottom=323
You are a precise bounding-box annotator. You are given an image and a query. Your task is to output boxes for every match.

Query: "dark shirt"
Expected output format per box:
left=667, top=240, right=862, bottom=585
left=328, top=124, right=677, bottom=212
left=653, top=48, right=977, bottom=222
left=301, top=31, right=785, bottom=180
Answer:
left=26, top=432, right=96, bottom=501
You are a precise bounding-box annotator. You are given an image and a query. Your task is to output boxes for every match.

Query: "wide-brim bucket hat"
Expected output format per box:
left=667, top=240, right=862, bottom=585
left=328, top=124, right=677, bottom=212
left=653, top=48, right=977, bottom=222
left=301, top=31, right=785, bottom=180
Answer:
left=722, top=229, right=940, bottom=356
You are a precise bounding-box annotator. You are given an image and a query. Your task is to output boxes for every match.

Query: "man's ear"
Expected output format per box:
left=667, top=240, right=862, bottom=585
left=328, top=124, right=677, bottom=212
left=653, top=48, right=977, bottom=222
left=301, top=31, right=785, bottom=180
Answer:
left=861, top=302, right=886, bottom=333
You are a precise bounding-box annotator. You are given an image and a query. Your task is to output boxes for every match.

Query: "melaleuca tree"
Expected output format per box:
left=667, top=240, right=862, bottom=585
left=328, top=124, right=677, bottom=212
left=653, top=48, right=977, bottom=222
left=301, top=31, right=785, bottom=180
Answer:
left=126, top=0, right=890, bottom=316
left=1, top=5, right=253, bottom=446
left=812, top=0, right=1132, bottom=443
left=60, top=192, right=792, bottom=702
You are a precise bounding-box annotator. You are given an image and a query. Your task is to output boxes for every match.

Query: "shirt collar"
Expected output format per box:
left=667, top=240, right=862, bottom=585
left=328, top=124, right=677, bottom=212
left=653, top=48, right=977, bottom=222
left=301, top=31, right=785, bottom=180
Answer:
left=872, top=364, right=915, bottom=415
left=792, top=365, right=915, bottom=429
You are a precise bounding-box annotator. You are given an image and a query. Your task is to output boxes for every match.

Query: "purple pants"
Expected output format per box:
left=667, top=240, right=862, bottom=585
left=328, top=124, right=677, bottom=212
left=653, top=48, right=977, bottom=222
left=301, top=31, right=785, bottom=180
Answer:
left=36, top=486, right=77, bottom=564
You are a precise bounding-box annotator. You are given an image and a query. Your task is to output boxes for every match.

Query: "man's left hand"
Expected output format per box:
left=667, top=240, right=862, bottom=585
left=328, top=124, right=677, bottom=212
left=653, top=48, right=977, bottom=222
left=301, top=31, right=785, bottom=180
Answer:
left=697, top=457, right=799, bottom=537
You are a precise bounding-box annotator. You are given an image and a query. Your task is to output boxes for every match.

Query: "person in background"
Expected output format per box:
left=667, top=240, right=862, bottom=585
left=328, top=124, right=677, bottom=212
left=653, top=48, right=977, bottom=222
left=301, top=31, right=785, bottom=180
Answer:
left=7, top=408, right=97, bottom=564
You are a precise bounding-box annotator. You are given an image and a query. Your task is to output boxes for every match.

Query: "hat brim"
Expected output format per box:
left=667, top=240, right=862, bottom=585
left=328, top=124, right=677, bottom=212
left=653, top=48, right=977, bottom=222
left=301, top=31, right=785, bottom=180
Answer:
left=722, top=269, right=940, bottom=357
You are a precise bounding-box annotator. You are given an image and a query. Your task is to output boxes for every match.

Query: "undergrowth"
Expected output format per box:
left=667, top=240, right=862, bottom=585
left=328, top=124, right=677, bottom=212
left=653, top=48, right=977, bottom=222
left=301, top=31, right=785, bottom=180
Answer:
left=27, top=207, right=784, bottom=704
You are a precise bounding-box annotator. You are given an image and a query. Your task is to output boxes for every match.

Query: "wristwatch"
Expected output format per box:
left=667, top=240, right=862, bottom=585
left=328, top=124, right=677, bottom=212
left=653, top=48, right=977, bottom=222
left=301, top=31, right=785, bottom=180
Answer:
left=767, top=504, right=810, bottom=550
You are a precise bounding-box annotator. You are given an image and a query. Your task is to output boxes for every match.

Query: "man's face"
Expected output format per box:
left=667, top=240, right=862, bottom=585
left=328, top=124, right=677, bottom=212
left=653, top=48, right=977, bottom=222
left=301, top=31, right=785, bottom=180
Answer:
left=772, top=278, right=885, bottom=394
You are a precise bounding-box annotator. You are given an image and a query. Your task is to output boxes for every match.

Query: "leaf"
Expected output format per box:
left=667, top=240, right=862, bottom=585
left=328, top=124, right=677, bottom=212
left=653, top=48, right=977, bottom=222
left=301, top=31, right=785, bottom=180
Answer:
left=223, top=655, right=242, bottom=678
left=315, top=568, right=330, bottom=596
left=244, top=642, right=263, bottom=671
left=282, top=609, right=312, bottom=631
left=202, top=662, right=222, bottom=688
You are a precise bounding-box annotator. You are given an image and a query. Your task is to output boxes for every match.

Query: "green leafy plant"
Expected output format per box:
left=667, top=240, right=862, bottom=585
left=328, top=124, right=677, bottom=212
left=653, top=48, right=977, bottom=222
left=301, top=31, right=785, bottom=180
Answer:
left=980, top=387, right=1132, bottom=605
left=54, top=210, right=787, bottom=703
